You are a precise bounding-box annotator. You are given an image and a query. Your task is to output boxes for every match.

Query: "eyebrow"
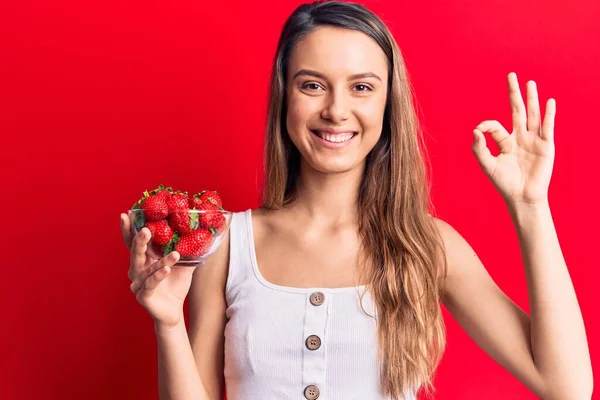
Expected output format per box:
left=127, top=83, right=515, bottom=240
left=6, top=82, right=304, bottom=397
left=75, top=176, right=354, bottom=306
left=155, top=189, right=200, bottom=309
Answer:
left=292, top=69, right=382, bottom=82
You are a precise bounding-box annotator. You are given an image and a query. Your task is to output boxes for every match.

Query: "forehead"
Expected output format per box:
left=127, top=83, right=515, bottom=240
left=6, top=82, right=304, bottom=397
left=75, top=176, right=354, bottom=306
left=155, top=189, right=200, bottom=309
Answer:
left=288, top=26, right=388, bottom=79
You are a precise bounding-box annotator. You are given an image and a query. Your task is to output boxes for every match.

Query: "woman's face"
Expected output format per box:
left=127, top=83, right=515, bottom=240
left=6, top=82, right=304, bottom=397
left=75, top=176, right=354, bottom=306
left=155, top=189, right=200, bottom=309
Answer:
left=285, top=26, right=389, bottom=174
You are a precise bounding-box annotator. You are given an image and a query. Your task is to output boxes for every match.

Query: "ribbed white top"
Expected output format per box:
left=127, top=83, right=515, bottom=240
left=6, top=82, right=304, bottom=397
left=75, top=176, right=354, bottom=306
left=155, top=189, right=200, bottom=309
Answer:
left=223, top=209, right=417, bottom=400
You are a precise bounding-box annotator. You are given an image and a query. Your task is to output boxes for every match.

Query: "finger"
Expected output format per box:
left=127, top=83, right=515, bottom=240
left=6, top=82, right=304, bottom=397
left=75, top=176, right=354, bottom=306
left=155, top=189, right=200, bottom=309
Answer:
left=526, top=80, right=541, bottom=135
left=120, top=213, right=133, bottom=250
left=130, top=252, right=180, bottom=294
left=472, top=129, right=497, bottom=176
left=136, top=265, right=172, bottom=299
left=542, top=98, right=556, bottom=141
left=508, top=72, right=527, bottom=131
left=475, top=120, right=513, bottom=153
left=129, top=227, right=151, bottom=275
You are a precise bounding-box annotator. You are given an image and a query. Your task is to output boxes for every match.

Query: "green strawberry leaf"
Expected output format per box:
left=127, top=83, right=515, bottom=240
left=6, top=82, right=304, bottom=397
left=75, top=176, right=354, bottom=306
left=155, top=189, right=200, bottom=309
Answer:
left=190, top=213, right=199, bottom=230
left=209, top=227, right=217, bottom=236
left=133, top=195, right=147, bottom=207
left=163, top=232, right=180, bottom=257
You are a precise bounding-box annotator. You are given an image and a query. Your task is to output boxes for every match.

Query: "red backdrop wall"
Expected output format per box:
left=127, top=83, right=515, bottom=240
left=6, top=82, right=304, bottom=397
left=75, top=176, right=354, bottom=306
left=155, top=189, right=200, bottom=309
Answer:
left=1, top=0, right=598, bottom=399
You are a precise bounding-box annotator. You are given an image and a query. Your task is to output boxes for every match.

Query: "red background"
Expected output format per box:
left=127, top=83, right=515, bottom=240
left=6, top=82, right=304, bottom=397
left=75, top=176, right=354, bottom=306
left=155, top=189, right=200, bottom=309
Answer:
left=1, top=0, right=598, bottom=399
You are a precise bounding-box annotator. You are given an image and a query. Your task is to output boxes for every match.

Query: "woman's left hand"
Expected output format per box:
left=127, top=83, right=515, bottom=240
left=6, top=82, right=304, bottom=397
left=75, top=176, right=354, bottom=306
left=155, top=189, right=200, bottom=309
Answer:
left=472, top=72, right=556, bottom=206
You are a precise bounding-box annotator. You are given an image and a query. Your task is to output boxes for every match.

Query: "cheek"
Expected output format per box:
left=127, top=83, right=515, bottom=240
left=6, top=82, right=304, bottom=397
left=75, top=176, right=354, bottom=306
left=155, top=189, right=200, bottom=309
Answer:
left=355, top=97, right=386, bottom=132
left=286, top=95, right=307, bottom=132
left=285, top=96, right=310, bottom=150
left=286, top=104, right=302, bottom=127
left=286, top=94, right=322, bottom=145
left=287, top=93, right=318, bottom=120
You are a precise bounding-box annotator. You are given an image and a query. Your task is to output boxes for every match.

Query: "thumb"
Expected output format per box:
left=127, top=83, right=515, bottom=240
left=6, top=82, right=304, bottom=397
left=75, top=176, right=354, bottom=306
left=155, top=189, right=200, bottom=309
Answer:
left=472, top=129, right=496, bottom=176
left=120, top=213, right=133, bottom=250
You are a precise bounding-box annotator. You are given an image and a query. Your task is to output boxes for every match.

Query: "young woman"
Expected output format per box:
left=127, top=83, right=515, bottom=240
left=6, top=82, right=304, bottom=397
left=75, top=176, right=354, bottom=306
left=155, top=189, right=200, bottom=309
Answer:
left=120, top=2, right=593, bottom=399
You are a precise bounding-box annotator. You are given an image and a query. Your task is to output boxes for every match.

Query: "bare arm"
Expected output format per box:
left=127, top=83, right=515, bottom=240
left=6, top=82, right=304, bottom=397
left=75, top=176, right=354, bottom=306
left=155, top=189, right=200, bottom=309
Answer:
left=509, top=203, right=592, bottom=398
left=121, top=214, right=219, bottom=400
left=443, top=72, right=593, bottom=399
left=437, top=210, right=592, bottom=400
left=154, top=231, right=229, bottom=400
left=186, top=232, right=230, bottom=399
left=155, top=320, right=211, bottom=400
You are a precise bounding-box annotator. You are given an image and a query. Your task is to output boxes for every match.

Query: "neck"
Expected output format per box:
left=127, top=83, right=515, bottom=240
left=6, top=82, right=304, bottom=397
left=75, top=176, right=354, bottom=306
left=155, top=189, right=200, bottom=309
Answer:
left=288, top=158, right=365, bottom=226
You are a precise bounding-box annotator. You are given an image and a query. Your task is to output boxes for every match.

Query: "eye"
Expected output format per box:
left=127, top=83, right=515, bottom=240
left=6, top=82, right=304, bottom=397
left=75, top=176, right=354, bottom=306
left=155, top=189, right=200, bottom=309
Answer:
left=300, top=82, right=324, bottom=91
left=353, top=84, right=373, bottom=92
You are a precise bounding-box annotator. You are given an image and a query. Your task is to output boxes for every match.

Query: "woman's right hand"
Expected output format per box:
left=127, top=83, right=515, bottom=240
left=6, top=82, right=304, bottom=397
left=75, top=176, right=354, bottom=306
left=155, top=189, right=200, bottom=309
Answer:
left=120, top=213, right=196, bottom=330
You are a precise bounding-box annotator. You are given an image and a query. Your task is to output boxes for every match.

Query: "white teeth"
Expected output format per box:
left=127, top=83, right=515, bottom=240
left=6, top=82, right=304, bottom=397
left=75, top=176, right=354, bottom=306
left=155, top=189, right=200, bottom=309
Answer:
left=316, top=131, right=354, bottom=143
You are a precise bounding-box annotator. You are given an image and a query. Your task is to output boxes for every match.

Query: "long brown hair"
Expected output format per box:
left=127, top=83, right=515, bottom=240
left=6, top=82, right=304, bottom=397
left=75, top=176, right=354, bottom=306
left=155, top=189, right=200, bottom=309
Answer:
left=261, top=1, right=447, bottom=398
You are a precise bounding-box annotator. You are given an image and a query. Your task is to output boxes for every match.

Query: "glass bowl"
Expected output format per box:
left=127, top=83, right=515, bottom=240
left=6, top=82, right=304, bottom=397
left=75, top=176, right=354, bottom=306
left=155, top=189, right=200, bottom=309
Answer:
left=128, top=208, right=232, bottom=266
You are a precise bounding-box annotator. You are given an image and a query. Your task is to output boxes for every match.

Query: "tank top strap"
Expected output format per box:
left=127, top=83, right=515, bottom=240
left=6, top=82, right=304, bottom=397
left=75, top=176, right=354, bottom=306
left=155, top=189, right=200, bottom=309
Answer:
left=225, top=209, right=255, bottom=303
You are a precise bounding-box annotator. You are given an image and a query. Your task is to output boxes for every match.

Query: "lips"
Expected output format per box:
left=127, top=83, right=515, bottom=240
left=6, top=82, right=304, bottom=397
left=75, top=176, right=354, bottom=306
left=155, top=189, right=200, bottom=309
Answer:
left=311, top=130, right=357, bottom=143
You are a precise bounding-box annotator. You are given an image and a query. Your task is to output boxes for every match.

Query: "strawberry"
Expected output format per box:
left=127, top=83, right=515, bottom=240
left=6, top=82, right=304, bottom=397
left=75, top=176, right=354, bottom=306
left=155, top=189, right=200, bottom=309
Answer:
left=140, top=193, right=168, bottom=221
left=156, top=191, right=171, bottom=201
left=174, top=228, right=214, bottom=257
left=132, top=186, right=170, bottom=222
left=197, top=201, right=226, bottom=233
left=199, top=190, right=222, bottom=207
left=169, top=210, right=199, bottom=235
left=149, top=241, right=164, bottom=258
left=189, top=190, right=222, bottom=209
left=145, top=220, right=173, bottom=246
left=189, top=194, right=204, bottom=210
left=150, top=184, right=173, bottom=201
left=166, top=192, right=189, bottom=214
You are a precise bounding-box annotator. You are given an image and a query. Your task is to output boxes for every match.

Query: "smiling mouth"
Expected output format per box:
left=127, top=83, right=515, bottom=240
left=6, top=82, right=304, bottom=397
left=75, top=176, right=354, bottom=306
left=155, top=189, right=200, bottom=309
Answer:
left=311, top=130, right=358, bottom=143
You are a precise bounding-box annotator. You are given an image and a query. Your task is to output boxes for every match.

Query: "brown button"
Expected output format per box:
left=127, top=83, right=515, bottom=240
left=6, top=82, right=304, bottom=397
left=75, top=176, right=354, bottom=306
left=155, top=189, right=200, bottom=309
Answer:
left=310, top=292, right=325, bottom=306
left=304, top=384, right=320, bottom=399
left=306, top=335, right=321, bottom=350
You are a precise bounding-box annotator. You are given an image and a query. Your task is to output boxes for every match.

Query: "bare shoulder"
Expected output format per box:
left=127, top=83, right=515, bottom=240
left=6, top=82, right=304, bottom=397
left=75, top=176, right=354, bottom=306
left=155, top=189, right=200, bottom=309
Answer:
left=250, top=206, right=282, bottom=242
left=430, top=216, right=500, bottom=307
left=251, top=206, right=278, bottom=224
left=430, top=217, right=480, bottom=283
left=250, top=206, right=269, bottom=226
left=431, top=216, right=465, bottom=250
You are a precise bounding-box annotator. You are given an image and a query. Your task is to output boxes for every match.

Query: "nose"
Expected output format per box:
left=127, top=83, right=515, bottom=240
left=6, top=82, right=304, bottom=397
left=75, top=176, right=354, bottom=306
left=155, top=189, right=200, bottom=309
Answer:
left=320, top=90, right=350, bottom=122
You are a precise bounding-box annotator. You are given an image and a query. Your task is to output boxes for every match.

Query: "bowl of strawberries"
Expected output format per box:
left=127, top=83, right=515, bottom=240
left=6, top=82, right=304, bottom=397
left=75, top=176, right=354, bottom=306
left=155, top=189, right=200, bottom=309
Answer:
left=128, top=184, right=232, bottom=266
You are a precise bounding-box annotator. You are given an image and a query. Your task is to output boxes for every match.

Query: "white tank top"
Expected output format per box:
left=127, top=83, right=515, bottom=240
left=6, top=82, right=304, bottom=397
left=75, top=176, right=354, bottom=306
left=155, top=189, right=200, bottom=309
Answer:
left=223, top=210, right=418, bottom=400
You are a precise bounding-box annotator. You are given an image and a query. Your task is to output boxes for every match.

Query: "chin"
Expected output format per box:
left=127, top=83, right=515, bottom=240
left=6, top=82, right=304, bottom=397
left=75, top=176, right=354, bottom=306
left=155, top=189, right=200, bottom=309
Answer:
left=306, top=156, right=364, bottom=175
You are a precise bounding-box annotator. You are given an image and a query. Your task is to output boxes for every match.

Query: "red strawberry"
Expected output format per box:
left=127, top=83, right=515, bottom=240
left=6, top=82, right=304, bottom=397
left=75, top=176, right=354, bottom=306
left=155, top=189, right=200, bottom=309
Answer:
left=169, top=210, right=199, bottom=235
left=140, top=194, right=168, bottom=221
left=199, top=190, right=222, bottom=207
left=132, top=186, right=171, bottom=221
left=167, top=192, right=189, bottom=214
left=151, top=185, right=172, bottom=201
left=145, top=220, right=173, bottom=246
left=189, top=194, right=204, bottom=209
left=175, top=228, right=214, bottom=257
left=197, top=201, right=226, bottom=233
left=149, top=241, right=164, bottom=258
left=190, top=190, right=222, bottom=209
